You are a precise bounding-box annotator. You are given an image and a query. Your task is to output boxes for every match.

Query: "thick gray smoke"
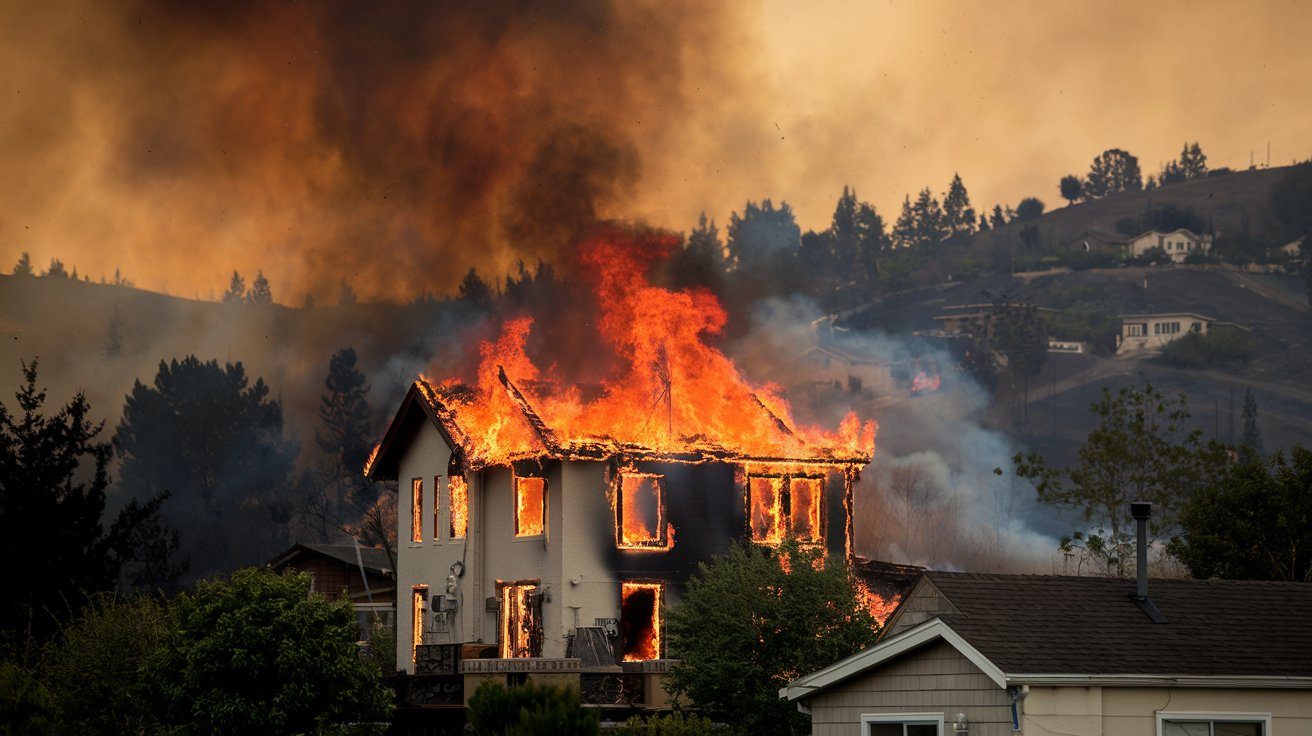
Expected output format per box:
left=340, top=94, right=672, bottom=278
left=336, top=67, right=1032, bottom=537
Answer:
left=730, top=296, right=1057, bottom=571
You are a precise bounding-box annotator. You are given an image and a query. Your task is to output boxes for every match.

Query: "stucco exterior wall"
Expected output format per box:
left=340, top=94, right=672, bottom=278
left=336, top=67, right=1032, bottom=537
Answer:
left=395, top=423, right=456, bottom=672
left=1021, top=685, right=1312, bottom=735
left=804, top=640, right=1013, bottom=736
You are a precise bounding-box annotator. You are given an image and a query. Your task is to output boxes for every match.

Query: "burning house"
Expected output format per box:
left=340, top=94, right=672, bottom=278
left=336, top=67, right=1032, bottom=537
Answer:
left=364, top=230, right=883, bottom=707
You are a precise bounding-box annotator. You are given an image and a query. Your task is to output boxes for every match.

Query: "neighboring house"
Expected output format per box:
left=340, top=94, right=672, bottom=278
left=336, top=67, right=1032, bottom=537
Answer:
left=1126, top=229, right=1213, bottom=262
left=798, top=344, right=893, bottom=392
left=268, top=542, right=396, bottom=642
left=1062, top=228, right=1130, bottom=256
left=365, top=377, right=873, bottom=707
left=1116, top=312, right=1214, bottom=355
left=782, top=571, right=1312, bottom=735
left=932, top=303, right=1058, bottom=338
left=1278, top=236, right=1304, bottom=259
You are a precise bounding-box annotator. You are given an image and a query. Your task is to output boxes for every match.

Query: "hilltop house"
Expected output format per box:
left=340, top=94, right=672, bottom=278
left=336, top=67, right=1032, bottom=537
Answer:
left=1126, top=229, right=1213, bottom=263
left=365, top=375, right=873, bottom=707
left=1115, top=312, right=1213, bottom=355
left=268, top=542, right=396, bottom=643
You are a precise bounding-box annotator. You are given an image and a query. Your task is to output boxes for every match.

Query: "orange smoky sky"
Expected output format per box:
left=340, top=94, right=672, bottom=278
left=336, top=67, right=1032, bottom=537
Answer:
left=2, top=0, right=1310, bottom=303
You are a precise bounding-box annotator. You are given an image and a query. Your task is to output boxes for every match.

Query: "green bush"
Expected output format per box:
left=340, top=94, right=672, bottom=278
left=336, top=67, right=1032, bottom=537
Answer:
left=149, top=568, right=392, bottom=735
left=0, top=660, right=58, bottom=736
left=610, top=712, right=729, bottom=736
left=466, top=680, right=599, bottom=736
left=1159, top=327, right=1254, bottom=368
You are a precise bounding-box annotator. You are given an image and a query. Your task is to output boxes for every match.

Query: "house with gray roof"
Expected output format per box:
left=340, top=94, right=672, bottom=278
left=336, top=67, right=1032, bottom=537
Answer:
left=782, top=571, right=1312, bottom=736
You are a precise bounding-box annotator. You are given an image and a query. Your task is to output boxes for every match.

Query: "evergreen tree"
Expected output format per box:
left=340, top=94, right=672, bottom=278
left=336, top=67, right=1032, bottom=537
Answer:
left=1014, top=197, right=1046, bottom=222
left=978, top=213, right=990, bottom=231
left=1059, top=175, right=1083, bottom=205
left=221, top=271, right=246, bottom=303
left=941, top=173, right=976, bottom=237
left=686, top=212, right=725, bottom=267
left=104, top=307, right=124, bottom=358
left=12, top=252, right=33, bottom=277
left=246, top=271, right=273, bottom=305
left=1240, top=389, right=1264, bottom=459
left=1180, top=142, right=1208, bottom=180
left=891, top=195, right=917, bottom=248
left=990, top=204, right=1008, bottom=229
left=457, top=267, right=494, bottom=308
left=725, top=199, right=802, bottom=270
left=315, top=348, right=375, bottom=508
left=1085, top=148, right=1143, bottom=198
left=45, top=258, right=68, bottom=278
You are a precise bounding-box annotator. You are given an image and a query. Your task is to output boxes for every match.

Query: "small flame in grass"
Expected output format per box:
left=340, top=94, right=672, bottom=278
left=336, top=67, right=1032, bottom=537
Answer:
left=911, top=371, right=941, bottom=394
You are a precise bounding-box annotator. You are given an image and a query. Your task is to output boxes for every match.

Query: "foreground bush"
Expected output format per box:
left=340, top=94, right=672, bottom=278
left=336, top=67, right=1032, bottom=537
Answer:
left=149, top=568, right=392, bottom=735
left=1159, top=326, right=1254, bottom=368
left=466, top=680, right=598, bottom=736
left=611, top=712, right=729, bottom=736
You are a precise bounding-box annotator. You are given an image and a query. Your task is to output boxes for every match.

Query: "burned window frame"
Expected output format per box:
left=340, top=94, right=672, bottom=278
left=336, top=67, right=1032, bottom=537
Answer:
left=411, top=477, right=424, bottom=544
left=513, top=475, right=547, bottom=538
left=411, top=585, right=428, bottom=667
left=497, top=579, right=543, bottom=659
left=619, top=580, right=664, bottom=662
left=615, top=471, right=671, bottom=550
left=448, top=474, right=468, bottom=540
left=432, top=474, right=442, bottom=543
left=746, top=472, right=826, bottom=545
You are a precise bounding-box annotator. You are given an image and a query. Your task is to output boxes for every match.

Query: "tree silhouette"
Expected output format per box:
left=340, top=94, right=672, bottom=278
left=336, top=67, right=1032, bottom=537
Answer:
left=1240, top=389, right=1264, bottom=460
left=726, top=199, right=801, bottom=270
left=1014, top=197, right=1046, bottom=222
left=457, top=267, right=494, bottom=308
left=1059, top=175, right=1083, bottom=205
left=246, top=271, right=273, bottom=305
left=1085, top=148, right=1143, bottom=198
left=45, top=259, right=68, bottom=278
left=12, top=252, right=33, bottom=277
left=221, top=271, right=246, bottom=303
left=942, top=173, right=976, bottom=237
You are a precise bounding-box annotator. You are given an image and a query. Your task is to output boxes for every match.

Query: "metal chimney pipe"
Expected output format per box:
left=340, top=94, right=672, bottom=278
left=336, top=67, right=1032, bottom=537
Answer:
left=1130, top=501, right=1151, bottom=599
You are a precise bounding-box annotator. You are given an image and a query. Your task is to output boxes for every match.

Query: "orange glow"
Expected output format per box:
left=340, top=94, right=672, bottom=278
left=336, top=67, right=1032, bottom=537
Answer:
left=499, top=582, right=539, bottom=658
left=617, top=473, right=671, bottom=550
left=749, top=476, right=784, bottom=544
left=411, top=585, right=427, bottom=666
left=789, top=477, right=823, bottom=542
left=620, top=582, right=662, bottom=661
left=911, top=371, right=941, bottom=393
left=855, top=578, right=901, bottom=625
left=448, top=475, right=468, bottom=539
left=410, top=477, right=423, bottom=544
left=418, top=230, right=876, bottom=469
left=514, top=476, right=545, bottom=537
left=433, top=475, right=441, bottom=542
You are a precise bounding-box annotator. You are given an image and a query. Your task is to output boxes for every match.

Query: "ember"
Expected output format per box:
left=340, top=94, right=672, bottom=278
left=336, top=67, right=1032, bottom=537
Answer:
left=620, top=582, right=662, bottom=661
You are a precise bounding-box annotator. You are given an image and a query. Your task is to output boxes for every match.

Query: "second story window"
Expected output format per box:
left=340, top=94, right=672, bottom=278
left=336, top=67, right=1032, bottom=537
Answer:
left=433, top=475, right=441, bottom=543
left=411, top=477, right=423, bottom=544
left=749, top=474, right=824, bottom=545
left=617, top=472, right=670, bottom=550
left=514, top=476, right=545, bottom=537
left=449, top=475, right=468, bottom=540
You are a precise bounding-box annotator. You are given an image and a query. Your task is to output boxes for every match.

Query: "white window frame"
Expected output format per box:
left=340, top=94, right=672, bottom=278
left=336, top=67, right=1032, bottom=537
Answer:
left=1156, top=711, right=1271, bottom=736
left=861, top=712, right=945, bottom=736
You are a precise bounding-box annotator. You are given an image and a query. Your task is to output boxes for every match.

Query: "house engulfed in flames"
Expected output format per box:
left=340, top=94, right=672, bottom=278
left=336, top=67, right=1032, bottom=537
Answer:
left=364, top=230, right=888, bottom=708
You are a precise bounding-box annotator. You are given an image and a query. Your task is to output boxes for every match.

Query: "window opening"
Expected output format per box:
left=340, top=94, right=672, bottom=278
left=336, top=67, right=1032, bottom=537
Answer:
left=514, top=476, right=546, bottom=537
left=620, top=582, right=662, bottom=661
left=617, top=472, right=670, bottom=549
left=498, top=581, right=542, bottom=658
left=749, top=474, right=824, bottom=544
left=449, top=475, right=468, bottom=539
left=411, top=585, right=428, bottom=666
left=411, top=478, right=423, bottom=544
left=433, top=475, right=441, bottom=542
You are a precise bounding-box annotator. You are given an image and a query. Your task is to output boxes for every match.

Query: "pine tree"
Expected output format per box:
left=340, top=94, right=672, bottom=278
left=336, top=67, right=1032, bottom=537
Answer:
left=1085, top=149, right=1143, bottom=198
left=892, top=195, right=916, bottom=248
left=457, top=268, right=494, bottom=308
left=942, top=174, right=976, bottom=237
left=1180, top=142, right=1208, bottom=180
left=222, top=271, right=246, bottom=303
left=686, top=212, right=726, bottom=269
left=1240, top=389, right=1264, bottom=459
left=316, top=348, right=375, bottom=507
left=978, top=213, right=990, bottom=231
left=247, top=271, right=273, bottom=305
left=46, top=258, right=68, bottom=278
left=990, top=205, right=1008, bottom=229
left=909, top=188, right=946, bottom=246
left=12, top=252, right=33, bottom=277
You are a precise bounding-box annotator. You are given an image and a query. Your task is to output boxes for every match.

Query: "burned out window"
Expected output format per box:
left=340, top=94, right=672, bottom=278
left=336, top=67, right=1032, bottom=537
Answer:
left=620, top=582, right=662, bottom=661
left=433, top=475, right=441, bottom=543
left=411, top=585, right=428, bottom=667
left=498, top=581, right=542, bottom=658
left=617, top=472, right=670, bottom=549
left=749, top=475, right=824, bottom=544
left=411, top=478, right=423, bottom=544
left=449, top=475, right=468, bottom=540
left=514, top=476, right=546, bottom=537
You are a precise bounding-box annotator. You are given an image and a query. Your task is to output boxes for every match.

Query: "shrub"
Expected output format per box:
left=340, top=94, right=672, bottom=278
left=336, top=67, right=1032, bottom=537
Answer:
left=611, top=712, right=729, bottom=736
left=466, top=680, right=598, bottom=736
left=0, top=659, right=58, bottom=736
left=1159, top=327, right=1254, bottom=368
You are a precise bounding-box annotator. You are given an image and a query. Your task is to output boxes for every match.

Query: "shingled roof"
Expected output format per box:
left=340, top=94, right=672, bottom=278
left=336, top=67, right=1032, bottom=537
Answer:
left=919, top=572, right=1312, bottom=677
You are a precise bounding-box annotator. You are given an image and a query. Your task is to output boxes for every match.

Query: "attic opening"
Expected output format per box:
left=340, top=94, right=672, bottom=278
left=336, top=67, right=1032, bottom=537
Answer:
left=498, top=580, right=542, bottom=658
left=616, top=472, right=671, bottom=550
left=749, top=474, right=824, bottom=545
left=514, top=476, right=546, bottom=537
left=620, top=582, right=662, bottom=661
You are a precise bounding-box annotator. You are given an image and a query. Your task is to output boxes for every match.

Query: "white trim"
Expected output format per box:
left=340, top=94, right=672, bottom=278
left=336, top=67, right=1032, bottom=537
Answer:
left=780, top=618, right=1006, bottom=701
left=860, top=712, right=945, bottom=735
left=1156, top=711, right=1271, bottom=736
left=1011, top=674, right=1312, bottom=689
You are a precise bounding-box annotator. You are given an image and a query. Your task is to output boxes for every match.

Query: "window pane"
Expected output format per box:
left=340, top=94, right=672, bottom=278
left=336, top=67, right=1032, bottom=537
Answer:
left=514, top=477, right=545, bottom=536
left=449, top=475, right=468, bottom=539
left=749, top=476, right=783, bottom=543
left=788, top=477, right=823, bottom=542
left=411, top=478, right=423, bottom=543
left=618, top=473, right=665, bottom=548
left=867, top=725, right=901, bottom=736
left=1214, top=723, right=1261, bottom=736
left=906, top=726, right=937, bottom=736
left=1163, top=723, right=1210, bottom=736
left=433, top=475, right=441, bottom=542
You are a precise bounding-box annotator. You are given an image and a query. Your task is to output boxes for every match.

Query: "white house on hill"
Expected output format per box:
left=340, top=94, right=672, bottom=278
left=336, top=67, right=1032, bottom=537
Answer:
left=1116, top=312, right=1213, bottom=355
left=1126, top=229, right=1213, bottom=262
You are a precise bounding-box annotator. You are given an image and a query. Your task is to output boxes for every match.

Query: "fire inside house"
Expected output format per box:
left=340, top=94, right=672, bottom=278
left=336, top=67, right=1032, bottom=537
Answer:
left=365, top=230, right=896, bottom=707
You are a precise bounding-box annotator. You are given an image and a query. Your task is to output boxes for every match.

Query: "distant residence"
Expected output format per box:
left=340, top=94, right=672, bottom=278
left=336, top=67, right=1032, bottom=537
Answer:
left=782, top=571, right=1312, bottom=735
left=269, top=541, right=396, bottom=643
left=1279, top=235, right=1305, bottom=259
left=932, top=303, right=1058, bottom=338
left=1126, top=228, right=1213, bottom=263
left=1064, top=228, right=1130, bottom=256
left=797, top=343, right=891, bottom=392
left=1116, top=312, right=1213, bottom=355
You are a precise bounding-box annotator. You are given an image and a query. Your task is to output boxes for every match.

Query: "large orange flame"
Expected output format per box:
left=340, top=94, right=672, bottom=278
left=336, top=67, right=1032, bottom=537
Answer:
left=423, top=229, right=877, bottom=468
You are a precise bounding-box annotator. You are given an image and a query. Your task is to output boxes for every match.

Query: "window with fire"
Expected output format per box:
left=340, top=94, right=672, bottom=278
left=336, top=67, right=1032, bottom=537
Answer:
left=513, top=476, right=546, bottom=537
left=498, top=581, right=542, bottom=658
left=748, top=475, right=824, bottom=544
left=620, top=582, right=663, bottom=661
left=411, top=585, right=428, bottom=666
left=616, top=472, right=672, bottom=550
